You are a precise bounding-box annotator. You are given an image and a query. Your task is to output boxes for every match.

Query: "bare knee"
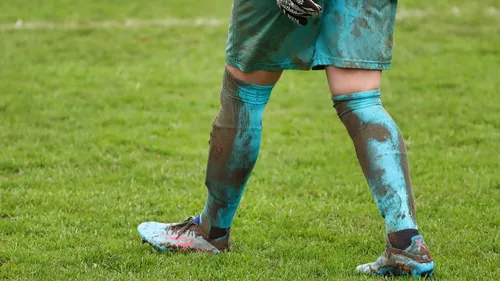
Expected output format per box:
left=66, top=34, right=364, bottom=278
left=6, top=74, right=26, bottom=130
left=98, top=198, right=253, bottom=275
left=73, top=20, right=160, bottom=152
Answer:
left=325, top=66, right=381, bottom=96
left=227, top=65, right=282, bottom=86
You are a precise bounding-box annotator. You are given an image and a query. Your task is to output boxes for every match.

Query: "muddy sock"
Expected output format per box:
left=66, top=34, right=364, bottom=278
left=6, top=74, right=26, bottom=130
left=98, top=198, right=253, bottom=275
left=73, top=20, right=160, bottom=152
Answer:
left=208, top=227, right=230, bottom=240
left=193, top=215, right=229, bottom=239
left=388, top=229, right=420, bottom=250
left=332, top=90, right=418, bottom=233
left=201, top=68, right=273, bottom=232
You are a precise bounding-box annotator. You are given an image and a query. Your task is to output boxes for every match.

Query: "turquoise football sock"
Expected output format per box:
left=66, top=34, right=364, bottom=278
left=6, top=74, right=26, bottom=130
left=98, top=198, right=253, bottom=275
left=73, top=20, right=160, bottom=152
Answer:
left=201, top=68, right=273, bottom=233
left=332, top=90, right=418, bottom=236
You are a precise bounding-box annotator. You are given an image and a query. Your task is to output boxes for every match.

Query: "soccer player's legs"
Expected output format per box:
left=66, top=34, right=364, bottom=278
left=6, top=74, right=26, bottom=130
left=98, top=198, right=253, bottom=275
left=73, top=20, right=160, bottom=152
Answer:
left=139, top=0, right=324, bottom=253
left=199, top=0, right=323, bottom=240
left=320, top=0, right=435, bottom=277
left=138, top=67, right=278, bottom=253
left=198, top=66, right=279, bottom=236
left=138, top=3, right=285, bottom=252
left=192, top=0, right=324, bottom=249
left=332, top=84, right=434, bottom=277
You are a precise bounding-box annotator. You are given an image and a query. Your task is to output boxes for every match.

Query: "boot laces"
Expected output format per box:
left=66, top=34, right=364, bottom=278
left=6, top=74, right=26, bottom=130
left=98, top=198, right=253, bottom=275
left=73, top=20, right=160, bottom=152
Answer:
left=174, top=217, right=198, bottom=239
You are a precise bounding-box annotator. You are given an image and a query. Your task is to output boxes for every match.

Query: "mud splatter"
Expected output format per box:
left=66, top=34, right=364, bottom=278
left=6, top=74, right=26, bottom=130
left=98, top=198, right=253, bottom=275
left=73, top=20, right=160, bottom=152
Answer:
left=377, top=183, right=389, bottom=196
left=206, top=69, right=244, bottom=184
left=399, top=134, right=416, bottom=220
left=203, top=69, right=270, bottom=229
left=333, top=11, right=342, bottom=25
left=386, top=246, right=433, bottom=264
left=385, top=38, right=393, bottom=48
left=354, top=17, right=370, bottom=30
left=335, top=96, right=417, bottom=231
left=350, top=26, right=361, bottom=37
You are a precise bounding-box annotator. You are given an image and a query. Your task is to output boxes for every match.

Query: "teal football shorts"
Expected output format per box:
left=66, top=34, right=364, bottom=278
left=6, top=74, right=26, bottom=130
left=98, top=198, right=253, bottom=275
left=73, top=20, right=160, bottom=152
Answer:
left=226, top=0, right=398, bottom=72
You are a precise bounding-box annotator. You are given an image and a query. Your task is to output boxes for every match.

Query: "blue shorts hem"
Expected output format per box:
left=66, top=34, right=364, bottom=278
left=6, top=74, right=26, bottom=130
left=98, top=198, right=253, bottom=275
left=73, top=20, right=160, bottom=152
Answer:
left=226, top=57, right=311, bottom=72
left=312, top=57, right=392, bottom=70
left=226, top=56, right=392, bottom=72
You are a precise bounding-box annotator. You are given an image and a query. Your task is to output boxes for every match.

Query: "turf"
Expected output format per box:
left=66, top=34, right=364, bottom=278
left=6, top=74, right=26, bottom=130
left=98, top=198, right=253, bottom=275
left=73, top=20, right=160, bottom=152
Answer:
left=1, top=0, right=499, bottom=280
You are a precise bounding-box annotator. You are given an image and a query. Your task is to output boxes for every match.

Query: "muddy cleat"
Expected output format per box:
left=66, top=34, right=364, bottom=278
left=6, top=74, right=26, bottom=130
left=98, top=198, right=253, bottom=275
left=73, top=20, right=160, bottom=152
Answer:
left=137, top=217, right=230, bottom=253
left=356, top=235, right=434, bottom=278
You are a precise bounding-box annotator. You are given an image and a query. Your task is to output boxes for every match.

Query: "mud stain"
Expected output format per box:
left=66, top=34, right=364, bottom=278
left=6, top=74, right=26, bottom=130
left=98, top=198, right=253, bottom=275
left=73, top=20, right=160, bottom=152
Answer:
left=206, top=70, right=247, bottom=185
left=337, top=100, right=416, bottom=225
left=350, top=26, right=361, bottom=37
left=354, top=17, right=370, bottom=30
left=333, top=11, right=342, bottom=25
left=399, top=134, right=416, bottom=220
left=204, top=70, right=263, bottom=227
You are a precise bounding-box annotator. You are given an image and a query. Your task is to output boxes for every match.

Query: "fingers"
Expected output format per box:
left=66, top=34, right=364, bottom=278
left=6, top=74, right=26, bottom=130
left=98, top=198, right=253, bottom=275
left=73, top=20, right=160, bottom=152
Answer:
left=283, top=11, right=308, bottom=26
left=292, top=0, right=322, bottom=15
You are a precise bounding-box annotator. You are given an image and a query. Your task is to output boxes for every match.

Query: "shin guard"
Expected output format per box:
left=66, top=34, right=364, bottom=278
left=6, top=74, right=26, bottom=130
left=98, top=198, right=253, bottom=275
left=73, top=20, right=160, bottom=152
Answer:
left=333, top=90, right=417, bottom=233
left=202, top=69, right=273, bottom=231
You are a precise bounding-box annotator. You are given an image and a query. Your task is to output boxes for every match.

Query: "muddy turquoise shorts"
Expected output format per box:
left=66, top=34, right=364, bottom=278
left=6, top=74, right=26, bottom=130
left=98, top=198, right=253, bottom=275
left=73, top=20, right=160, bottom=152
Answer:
left=226, top=0, right=398, bottom=72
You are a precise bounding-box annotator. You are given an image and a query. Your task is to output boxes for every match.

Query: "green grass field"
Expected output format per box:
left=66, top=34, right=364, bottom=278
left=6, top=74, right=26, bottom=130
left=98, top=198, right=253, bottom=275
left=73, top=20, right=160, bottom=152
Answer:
left=1, top=1, right=499, bottom=280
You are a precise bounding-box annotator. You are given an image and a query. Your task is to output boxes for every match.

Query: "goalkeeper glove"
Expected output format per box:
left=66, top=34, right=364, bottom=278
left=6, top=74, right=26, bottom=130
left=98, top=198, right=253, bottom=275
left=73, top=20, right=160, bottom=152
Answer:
left=276, top=0, right=322, bottom=27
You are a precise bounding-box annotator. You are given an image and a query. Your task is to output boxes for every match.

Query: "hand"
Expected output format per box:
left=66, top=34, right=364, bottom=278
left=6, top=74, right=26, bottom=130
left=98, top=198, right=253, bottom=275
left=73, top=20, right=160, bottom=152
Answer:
left=276, top=0, right=322, bottom=27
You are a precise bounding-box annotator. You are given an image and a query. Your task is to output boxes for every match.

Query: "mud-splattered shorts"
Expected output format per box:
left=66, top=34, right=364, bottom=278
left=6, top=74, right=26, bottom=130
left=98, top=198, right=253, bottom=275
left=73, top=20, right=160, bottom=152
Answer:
left=226, top=0, right=398, bottom=72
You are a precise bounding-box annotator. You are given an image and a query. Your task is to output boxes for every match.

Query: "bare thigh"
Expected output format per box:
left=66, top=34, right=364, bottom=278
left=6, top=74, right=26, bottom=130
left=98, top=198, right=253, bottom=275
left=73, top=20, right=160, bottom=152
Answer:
left=227, top=65, right=283, bottom=86
left=326, top=66, right=381, bottom=96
